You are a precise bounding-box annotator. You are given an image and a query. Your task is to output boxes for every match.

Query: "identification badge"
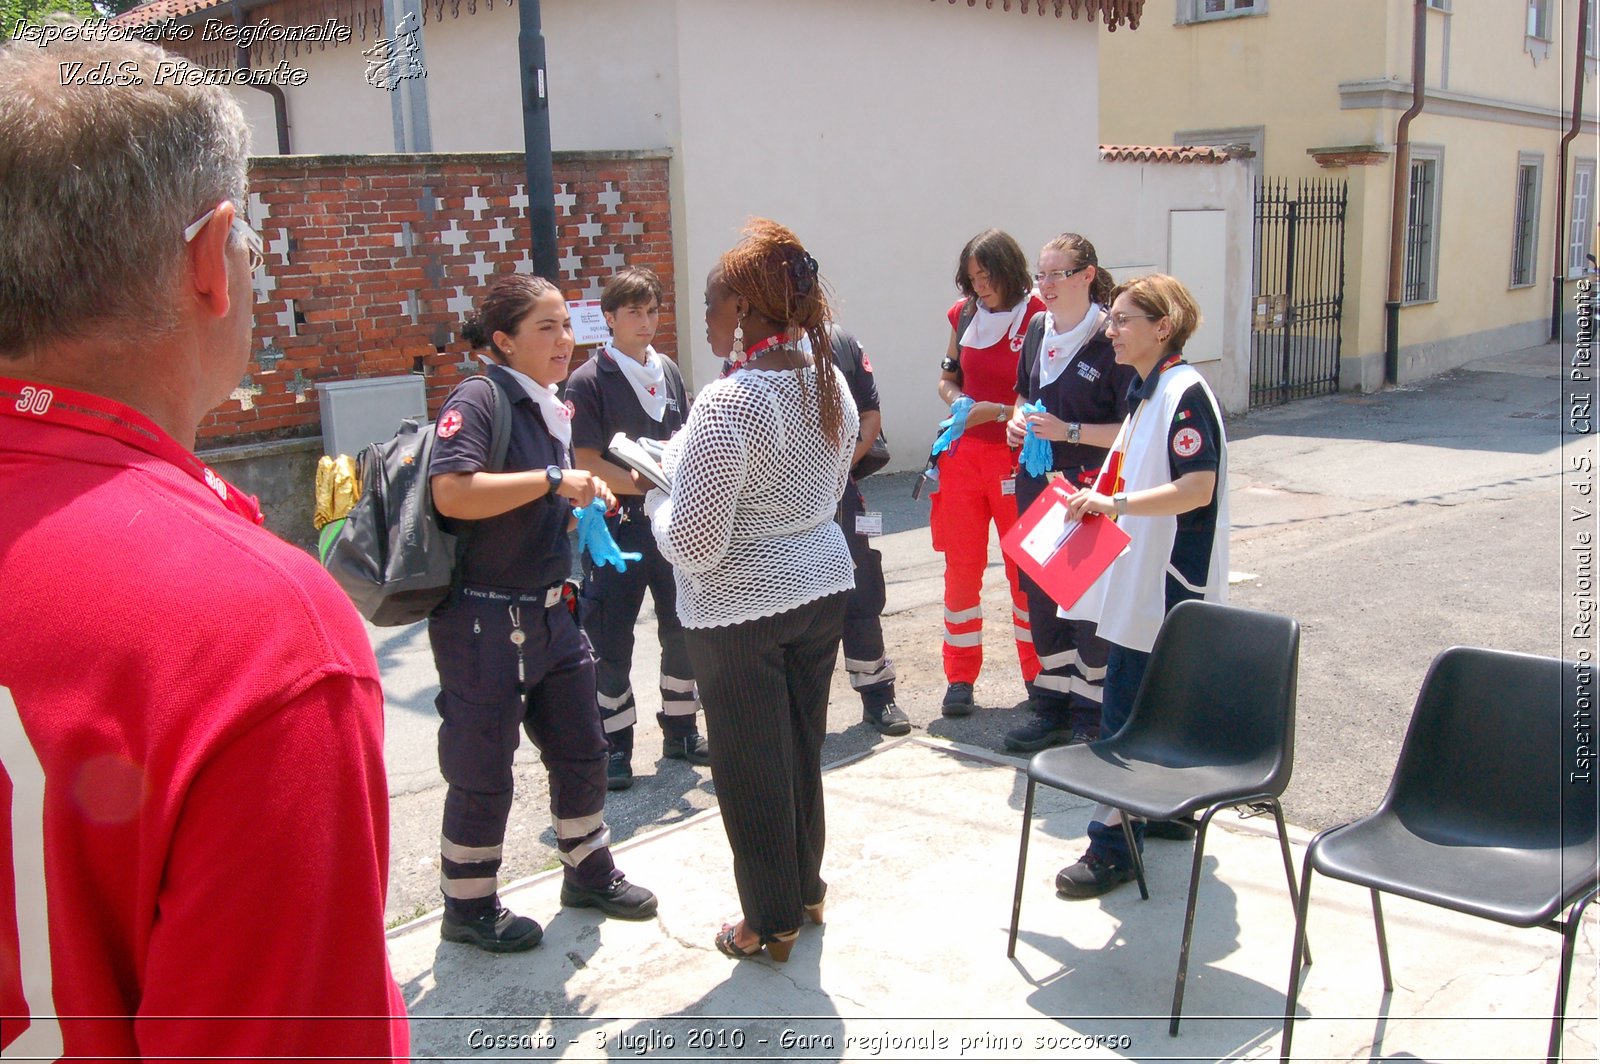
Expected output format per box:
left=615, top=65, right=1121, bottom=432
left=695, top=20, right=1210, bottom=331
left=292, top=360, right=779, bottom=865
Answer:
left=1001, top=477, right=1017, bottom=497
left=855, top=512, right=884, bottom=537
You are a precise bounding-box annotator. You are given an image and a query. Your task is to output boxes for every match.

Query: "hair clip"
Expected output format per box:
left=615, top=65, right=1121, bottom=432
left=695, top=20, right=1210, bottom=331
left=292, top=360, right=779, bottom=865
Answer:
left=788, top=251, right=819, bottom=294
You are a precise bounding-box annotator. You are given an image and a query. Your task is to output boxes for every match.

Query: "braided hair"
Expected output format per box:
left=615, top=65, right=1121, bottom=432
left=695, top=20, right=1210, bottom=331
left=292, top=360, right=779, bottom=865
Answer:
left=718, top=218, right=845, bottom=444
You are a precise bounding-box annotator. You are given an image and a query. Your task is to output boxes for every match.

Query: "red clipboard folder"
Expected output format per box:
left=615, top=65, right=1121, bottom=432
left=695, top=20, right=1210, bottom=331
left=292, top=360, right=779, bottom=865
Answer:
left=1000, top=476, right=1132, bottom=611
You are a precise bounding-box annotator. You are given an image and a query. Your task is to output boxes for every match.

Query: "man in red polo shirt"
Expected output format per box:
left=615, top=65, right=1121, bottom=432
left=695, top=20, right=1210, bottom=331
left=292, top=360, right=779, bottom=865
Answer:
left=0, top=37, right=408, bottom=1059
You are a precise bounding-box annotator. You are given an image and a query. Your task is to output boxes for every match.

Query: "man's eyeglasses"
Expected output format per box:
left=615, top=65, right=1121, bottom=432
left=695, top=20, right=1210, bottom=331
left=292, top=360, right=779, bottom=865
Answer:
left=1032, top=264, right=1090, bottom=284
left=1108, top=312, right=1161, bottom=328
left=184, top=205, right=265, bottom=274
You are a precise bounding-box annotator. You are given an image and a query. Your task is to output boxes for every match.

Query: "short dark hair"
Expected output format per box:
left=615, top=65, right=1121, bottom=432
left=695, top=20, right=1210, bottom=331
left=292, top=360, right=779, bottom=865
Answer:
left=600, top=266, right=663, bottom=315
left=954, top=229, right=1032, bottom=310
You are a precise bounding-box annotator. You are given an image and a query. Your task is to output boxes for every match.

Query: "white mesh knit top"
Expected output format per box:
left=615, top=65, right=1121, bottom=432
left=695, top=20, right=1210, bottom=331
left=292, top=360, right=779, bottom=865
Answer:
left=649, top=363, right=859, bottom=629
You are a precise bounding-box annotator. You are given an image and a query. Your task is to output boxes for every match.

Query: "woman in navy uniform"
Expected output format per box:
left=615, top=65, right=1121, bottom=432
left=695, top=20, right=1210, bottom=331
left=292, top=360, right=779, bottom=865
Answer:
left=1003, top=234, right=1132, bottom=753
left=428, top=273, right=657, bottom=952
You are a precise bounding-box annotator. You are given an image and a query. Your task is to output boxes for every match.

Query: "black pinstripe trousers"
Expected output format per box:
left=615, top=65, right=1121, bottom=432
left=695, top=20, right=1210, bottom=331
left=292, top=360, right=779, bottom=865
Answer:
left=684, top=592, right=848, bottom=938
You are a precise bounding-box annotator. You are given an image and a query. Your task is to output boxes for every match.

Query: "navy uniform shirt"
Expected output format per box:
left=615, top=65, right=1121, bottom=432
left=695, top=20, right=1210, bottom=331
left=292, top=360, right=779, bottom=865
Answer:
left=829, top=326, right=880, bottom=418
left=1126, top=356, right=1223, bottom=606
left=1016, top=316, right=1134, bottom=474
left=566, top=347, right=688, bottom=465
left=430, top=363, right=571, bottom=590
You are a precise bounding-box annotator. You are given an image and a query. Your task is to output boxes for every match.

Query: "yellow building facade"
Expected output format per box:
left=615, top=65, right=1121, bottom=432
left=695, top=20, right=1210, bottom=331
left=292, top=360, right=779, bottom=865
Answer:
left=1102, top=0, right=1598, bottom=391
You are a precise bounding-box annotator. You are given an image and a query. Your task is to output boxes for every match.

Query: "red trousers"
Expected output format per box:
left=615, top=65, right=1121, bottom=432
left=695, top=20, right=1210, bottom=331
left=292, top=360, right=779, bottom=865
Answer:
left=929, top=436, right=1039, bottom=687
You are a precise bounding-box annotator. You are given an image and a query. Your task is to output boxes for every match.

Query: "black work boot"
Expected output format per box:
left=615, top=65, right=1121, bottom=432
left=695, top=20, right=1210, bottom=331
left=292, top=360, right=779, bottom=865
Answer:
left=606, top=741, right=634, bottom=792
left=440, top=902, right=543, bottom=953
left=941, top=682, right=976, bottom=717
left=661, top=726, right=710, bottom=765
left=863, top=701, right=911, bottom=736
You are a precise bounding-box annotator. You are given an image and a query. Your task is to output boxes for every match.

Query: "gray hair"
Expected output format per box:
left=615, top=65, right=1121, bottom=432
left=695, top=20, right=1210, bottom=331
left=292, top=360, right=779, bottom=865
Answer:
left=0, top=37, right=252, bottom=355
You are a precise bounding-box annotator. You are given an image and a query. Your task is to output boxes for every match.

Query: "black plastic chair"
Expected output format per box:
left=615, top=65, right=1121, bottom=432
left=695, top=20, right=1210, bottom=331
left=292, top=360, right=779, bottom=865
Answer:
left=1007, top=599, right=1304, bottom=1035
left=1280, top=646, right=1599, bottom=1064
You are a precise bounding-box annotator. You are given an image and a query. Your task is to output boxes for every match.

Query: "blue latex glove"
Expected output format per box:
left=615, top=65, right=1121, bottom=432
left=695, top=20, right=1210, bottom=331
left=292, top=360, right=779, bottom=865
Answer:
left=930, top=396, right=975, bottom=458
left=1019, top=399, right=1054, bottom=478
left=574, top=499, right=642, bottom=573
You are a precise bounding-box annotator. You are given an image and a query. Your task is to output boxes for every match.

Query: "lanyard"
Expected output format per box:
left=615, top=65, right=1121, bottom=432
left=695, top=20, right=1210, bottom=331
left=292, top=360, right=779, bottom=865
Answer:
left=1093, top=354, right=1185, bottom=499
left=0, top=376, right=264, bottom=526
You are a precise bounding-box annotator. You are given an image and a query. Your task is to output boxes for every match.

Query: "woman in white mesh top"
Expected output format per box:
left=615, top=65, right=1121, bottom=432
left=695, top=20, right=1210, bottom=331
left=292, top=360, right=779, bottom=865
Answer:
left=647, top=219, right=859, bottom=963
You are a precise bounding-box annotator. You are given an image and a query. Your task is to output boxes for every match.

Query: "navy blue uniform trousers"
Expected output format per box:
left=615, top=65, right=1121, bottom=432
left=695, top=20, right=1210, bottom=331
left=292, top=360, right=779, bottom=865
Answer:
left=430, top=584, right=616, bottom=915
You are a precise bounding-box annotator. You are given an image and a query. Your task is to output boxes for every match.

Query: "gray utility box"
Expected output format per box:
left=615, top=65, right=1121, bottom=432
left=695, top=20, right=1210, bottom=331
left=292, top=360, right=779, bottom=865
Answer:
left=316, top=375, right=428, bottom=458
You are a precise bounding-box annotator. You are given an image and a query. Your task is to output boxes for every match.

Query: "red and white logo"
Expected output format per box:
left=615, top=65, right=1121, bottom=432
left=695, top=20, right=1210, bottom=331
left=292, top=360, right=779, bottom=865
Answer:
left=861, top=353, right=874, bottom=373
left=437, top=409, right=463, bottom=439
left=1172, top=427, right=1203, bottom=458
left=563, top=400, right=575, bottom=420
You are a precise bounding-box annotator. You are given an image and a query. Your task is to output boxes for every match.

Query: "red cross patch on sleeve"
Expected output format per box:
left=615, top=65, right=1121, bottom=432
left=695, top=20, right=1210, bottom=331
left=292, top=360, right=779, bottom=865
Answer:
left=1172, top=426, right=1203, bottom=458
left=437, top=408, right=463, bottom=439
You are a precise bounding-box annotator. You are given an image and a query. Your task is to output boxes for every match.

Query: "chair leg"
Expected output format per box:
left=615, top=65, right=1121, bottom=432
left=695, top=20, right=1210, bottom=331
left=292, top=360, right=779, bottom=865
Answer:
left=1548, top=889, right=1597, bottom=1064
left=1169, top=804, right=1222, bottom=1037
left=1279, top=842, right=1320, bottom=1064
left=1370, top=889, right=1393, bottom=992
left=1120, top=812, right=1149, bottom=900
left=1006, top=778, right=1037, bottom=959
left=1266, top=798, right=1311, bottom=967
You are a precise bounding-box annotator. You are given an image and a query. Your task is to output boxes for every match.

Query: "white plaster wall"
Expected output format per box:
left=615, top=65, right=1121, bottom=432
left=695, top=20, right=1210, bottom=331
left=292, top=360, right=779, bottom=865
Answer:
left=1083, top=159, right=1256, bottom=414
left=229, top=38, right=393, bottom=154
left=669, top=0, right=1110, bottom=461
left=421, top=4, right=522, bottom=152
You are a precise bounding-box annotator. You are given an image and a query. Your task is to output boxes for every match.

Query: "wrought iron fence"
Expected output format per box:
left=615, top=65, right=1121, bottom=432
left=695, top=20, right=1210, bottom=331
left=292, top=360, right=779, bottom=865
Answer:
left=1250, top=178, right=1348, bottom=407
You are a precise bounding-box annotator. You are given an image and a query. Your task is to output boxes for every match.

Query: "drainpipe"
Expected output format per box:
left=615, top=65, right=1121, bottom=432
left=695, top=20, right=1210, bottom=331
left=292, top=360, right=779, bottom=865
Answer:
left=1552, top=0, right=1592, bottom=341
left=1385, top=0, right=1427, bottom=386
left=517, top=0, right=559, bottom=281
left=233, top=0, right=291, bottom=154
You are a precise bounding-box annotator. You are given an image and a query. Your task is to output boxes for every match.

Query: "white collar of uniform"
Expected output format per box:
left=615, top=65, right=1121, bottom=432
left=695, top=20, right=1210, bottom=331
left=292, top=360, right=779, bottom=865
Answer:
left=606, top=343, right=670, bottom=423
left=1038, top=303, right=1106, bottom=388
left=960, top=296, right=1032, bottom=351
left=481, top=354, right=571, bottom=448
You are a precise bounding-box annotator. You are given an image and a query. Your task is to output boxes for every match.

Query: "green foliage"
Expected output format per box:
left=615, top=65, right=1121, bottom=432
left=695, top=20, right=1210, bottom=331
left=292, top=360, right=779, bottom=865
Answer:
left=4, top=0, right=148, bottom=43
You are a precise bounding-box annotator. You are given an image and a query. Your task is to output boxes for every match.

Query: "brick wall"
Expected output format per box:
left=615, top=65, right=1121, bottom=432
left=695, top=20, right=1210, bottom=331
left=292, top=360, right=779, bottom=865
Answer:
left=202, top=149, right=675, bottom=447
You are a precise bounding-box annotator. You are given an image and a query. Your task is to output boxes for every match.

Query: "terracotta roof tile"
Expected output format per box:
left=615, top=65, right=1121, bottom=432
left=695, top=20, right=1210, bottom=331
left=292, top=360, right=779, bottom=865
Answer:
left=113, top=0, right=216, bottom=28
left=1099, top=144, right=1234, bottom=164
left=931, top=0, right=1143, bottom=31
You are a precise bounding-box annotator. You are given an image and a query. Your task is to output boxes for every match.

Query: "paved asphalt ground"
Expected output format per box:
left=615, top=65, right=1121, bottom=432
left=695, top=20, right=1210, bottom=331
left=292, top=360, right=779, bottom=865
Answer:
left=371, top=342, right=1589, bottom=928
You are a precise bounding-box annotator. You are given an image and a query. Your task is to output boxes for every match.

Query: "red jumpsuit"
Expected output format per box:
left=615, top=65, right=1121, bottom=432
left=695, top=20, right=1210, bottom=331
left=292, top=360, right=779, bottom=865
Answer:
left=931, top=295, right=1047, bottom=688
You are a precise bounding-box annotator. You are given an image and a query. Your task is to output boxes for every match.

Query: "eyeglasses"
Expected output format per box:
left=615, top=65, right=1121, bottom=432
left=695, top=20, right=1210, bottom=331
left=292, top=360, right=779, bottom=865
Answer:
left=1108, top=312, right=1161, bottom=328
left=1032, top=264, right=1090, bottom=284
left=184, top=205, right=265, bottom=274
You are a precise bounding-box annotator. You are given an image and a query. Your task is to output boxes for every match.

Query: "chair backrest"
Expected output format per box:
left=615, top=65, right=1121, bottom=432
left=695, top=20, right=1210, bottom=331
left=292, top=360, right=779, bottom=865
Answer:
left=1385, top=647, right=1597, bottom=860
left=1121, top=600, right=1300, bottom=789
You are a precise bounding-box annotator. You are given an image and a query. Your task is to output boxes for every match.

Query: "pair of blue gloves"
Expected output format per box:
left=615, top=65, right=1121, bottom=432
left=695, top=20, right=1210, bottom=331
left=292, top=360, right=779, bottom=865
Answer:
left=574, top=498, right=642, bottom=573
left=930, top=395, right=1055, bottom=477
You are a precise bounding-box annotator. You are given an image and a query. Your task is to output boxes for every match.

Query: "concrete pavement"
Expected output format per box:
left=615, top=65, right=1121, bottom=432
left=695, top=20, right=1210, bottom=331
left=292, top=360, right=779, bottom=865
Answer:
left=376, top=342, right=1598, bottom=1060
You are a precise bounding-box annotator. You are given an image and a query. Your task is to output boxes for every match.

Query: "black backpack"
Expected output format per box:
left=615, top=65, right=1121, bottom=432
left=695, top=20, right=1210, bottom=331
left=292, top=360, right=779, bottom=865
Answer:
left=323, top=374, right=512, bottom=626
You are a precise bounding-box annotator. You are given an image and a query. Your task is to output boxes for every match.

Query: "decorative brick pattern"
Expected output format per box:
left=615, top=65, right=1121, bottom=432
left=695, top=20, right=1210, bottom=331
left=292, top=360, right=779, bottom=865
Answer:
left=199, top=150, right=674, bottom=446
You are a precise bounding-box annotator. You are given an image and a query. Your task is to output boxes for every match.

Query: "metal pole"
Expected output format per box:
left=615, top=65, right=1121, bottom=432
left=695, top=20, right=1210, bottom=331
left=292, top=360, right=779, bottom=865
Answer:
left=1385, top=0, right=1427, bottom=386
left=518, top=0, right=559, bottom=282
left=1552, top=0, right=1592, bottom=341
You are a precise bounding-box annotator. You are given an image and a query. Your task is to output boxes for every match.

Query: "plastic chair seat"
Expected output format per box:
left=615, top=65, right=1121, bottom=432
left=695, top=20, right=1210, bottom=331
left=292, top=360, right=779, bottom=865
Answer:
left=1310, top=812, right=1594, bottom=928
left=1030, top=744, right=1281, bottom=823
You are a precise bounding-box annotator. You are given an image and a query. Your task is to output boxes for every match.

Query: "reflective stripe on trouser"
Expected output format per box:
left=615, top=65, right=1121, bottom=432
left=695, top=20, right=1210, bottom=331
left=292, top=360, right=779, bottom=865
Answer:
left=840, top=478, right=895, bottom=708
left=579, top=516, right=700, bottom=745
left=1016, top=473, right=1108, bottom=733
left=928, top=436, right=1039, bottom=685
left=430, top=587, right=619, bottom=915
left=684, top=593, right=846, bottom=939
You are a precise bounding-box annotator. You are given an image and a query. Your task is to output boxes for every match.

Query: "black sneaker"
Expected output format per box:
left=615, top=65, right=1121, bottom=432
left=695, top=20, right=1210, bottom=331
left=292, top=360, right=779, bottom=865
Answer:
left=1055, top=851, right=1136, bottom=899
left=440, top=903, right=543, bottom=953
left=1142, top=815, right=1199, bottom=841
left=606, top=747, right=633, bottom=791
left=662, top=731, right=711, bottom=765
left=864, top=701, right=911, bottom=736
left=941, top=682, right=976, bottom=717
left=559, top=876, right=658, bottom=920
left=1003, top=712, right=1086, bottom=753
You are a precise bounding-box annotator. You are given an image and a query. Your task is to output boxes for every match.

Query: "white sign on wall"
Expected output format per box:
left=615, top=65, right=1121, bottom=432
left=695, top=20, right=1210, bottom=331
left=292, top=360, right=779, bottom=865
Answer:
left=568, top=300, right=610, bottom=347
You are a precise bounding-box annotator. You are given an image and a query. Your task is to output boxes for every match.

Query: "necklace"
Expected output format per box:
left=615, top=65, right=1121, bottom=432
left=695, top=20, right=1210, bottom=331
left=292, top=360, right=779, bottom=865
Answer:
left=724, top=333, right=800, bottom=375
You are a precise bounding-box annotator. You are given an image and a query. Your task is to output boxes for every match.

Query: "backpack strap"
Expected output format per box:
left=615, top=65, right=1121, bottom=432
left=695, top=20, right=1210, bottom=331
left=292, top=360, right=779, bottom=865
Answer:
left=1018, top=314, right=1046, bottom=397
left=944, top=297, right=978, bottom=385
left=482, top=374, right=513, bottom=472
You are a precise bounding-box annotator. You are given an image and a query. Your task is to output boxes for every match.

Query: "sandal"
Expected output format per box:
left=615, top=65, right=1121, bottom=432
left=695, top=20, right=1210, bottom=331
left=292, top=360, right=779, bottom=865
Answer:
left=715, top=921, right=799, bottom=963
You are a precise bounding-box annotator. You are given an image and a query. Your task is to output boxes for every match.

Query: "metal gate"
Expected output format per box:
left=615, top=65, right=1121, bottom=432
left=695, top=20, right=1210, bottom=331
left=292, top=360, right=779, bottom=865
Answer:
left=1250, top=178, right=1348, bottom=407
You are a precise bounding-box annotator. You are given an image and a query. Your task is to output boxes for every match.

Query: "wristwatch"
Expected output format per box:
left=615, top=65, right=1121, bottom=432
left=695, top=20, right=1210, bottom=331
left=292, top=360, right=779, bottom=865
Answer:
left=1112, top=492, right=1129, bottom=517
left=1067, top=422, right=1082, bottom=444
left=545, top=465, right=564, bottom=496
